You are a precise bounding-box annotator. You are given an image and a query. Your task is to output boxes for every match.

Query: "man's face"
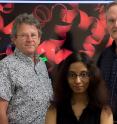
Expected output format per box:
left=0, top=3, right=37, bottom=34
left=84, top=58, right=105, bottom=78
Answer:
left=13, top=23, right=40, bottom=57
left=106, top=5, right=117, bottom=41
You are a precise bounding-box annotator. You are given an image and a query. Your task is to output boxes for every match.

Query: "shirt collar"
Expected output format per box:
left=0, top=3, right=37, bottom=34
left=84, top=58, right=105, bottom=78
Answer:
left=111, top=40, right=116, bottom=53
left=14, top=48, right=40, bottom=65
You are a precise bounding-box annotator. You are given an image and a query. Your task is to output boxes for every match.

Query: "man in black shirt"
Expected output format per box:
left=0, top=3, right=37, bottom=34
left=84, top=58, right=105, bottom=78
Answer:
left=98, top=2, right=117, bottom=124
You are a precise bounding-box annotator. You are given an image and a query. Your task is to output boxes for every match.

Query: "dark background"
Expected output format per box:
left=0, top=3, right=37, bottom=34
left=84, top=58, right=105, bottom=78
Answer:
left=0, top=2, right=113, bottom=63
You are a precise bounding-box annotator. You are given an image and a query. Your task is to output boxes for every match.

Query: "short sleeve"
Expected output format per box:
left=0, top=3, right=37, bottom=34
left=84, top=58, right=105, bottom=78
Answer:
left=0, top=61, right=13, bottom=101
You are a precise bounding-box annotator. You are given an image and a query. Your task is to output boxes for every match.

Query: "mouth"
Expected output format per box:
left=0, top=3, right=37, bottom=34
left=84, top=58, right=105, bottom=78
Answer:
left=25, top=45, right=35, bottom=47
left=73, top=86, right=83, bottom=90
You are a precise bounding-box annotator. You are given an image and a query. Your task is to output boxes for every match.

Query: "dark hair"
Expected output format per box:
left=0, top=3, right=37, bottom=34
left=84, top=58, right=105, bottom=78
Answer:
left=52, top=52, right=109, bottom=108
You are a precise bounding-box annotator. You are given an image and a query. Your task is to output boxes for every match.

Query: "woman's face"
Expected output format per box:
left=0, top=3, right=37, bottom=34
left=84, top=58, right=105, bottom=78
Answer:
left=68, top=62, right=90, bottom=94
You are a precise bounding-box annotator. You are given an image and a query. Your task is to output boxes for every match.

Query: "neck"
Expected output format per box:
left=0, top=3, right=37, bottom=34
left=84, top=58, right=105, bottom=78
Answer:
left=27, top=53, right=37, bottom=62
left=27, top=54, right=35, bottom=62
left=71, top=93, right=89, bottom=105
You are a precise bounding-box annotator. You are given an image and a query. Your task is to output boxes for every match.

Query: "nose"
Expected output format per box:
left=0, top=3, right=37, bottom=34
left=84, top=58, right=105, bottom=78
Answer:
left=113, top=20, right=117, bottom=27
left=115, top=20, right=117, bottom=27
left=26, top=35, right=32, bottom=40
left=75, top=76, right=82, bottom=83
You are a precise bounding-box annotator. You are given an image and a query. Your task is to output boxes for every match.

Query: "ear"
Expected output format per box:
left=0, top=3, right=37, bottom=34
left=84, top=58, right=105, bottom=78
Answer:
left=39, top=35, right=41, bottom=40
left=11, top=36, right=16, bottom=45
left=38, top=36, right=41, bottom=44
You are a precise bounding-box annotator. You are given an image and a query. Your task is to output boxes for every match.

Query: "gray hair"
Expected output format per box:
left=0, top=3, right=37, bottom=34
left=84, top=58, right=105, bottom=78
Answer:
left=11, top=13, right=42, bottom=38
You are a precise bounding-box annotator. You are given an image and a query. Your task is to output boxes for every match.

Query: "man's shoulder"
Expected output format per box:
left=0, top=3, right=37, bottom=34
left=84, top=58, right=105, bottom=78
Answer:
left=0, top=54, right=17, bottom=69
left=97, top=45, right=113, bottom=66
left=99, top=45, right=113, bottom=57
left=0, top=54, right=15, bottom=63
left=37, top=58, right=47, bottom=67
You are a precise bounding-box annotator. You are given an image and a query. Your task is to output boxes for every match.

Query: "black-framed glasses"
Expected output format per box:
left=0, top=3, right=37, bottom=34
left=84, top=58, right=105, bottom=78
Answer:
left=16, top=33, right=38, bottom=40
left=68, top=71, right=90, bottom=80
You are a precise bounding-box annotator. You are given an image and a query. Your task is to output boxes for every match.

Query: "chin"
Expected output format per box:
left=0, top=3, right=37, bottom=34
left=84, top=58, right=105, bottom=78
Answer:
left=25, top=51, right=35, bottom=56
left=27, top=49, right=35, bottom=53
left=73, top=89, right=84, bottom=93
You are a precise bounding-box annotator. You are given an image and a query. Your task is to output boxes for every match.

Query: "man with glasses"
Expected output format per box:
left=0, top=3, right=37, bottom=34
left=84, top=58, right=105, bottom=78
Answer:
left=97, top=2, right=117, bottom=124
left=0, top=13, right=53, bottom=124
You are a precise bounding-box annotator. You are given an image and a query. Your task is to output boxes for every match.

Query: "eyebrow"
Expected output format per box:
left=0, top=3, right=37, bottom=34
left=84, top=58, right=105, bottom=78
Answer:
left=69, top=70, right=88, bottom=73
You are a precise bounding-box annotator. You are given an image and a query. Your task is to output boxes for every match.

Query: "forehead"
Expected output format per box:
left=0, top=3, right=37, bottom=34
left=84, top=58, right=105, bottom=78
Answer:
left=107, top=5, right=117, bottom=18
left=69, top=62, right=88, bottom=72
left=17, top=23, right=38, bottom=31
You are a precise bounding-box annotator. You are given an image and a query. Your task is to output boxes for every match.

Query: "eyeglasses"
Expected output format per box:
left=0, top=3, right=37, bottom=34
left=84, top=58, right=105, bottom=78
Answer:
left=107, top=18, right=117, bottom=26
left=68, top=71, right=90, bottom=80
left=16, top=33, right=38, bottom=40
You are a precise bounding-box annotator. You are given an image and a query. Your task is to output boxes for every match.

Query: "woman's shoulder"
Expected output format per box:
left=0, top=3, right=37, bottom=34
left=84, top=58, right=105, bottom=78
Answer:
left=45, top=105, right=56, bottom=124
left=47, top=105, right=56, bottom=114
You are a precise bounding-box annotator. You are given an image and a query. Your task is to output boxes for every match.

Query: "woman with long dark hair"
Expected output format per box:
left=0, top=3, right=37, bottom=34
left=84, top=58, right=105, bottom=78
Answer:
left=45, top=52, right=113, bottom=124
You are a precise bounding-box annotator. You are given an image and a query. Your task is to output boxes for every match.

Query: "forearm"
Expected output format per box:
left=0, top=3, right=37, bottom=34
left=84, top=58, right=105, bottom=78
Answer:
left=0, top=98, right=9, bottom=124
left=0, top=112, right=9, bottom=124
